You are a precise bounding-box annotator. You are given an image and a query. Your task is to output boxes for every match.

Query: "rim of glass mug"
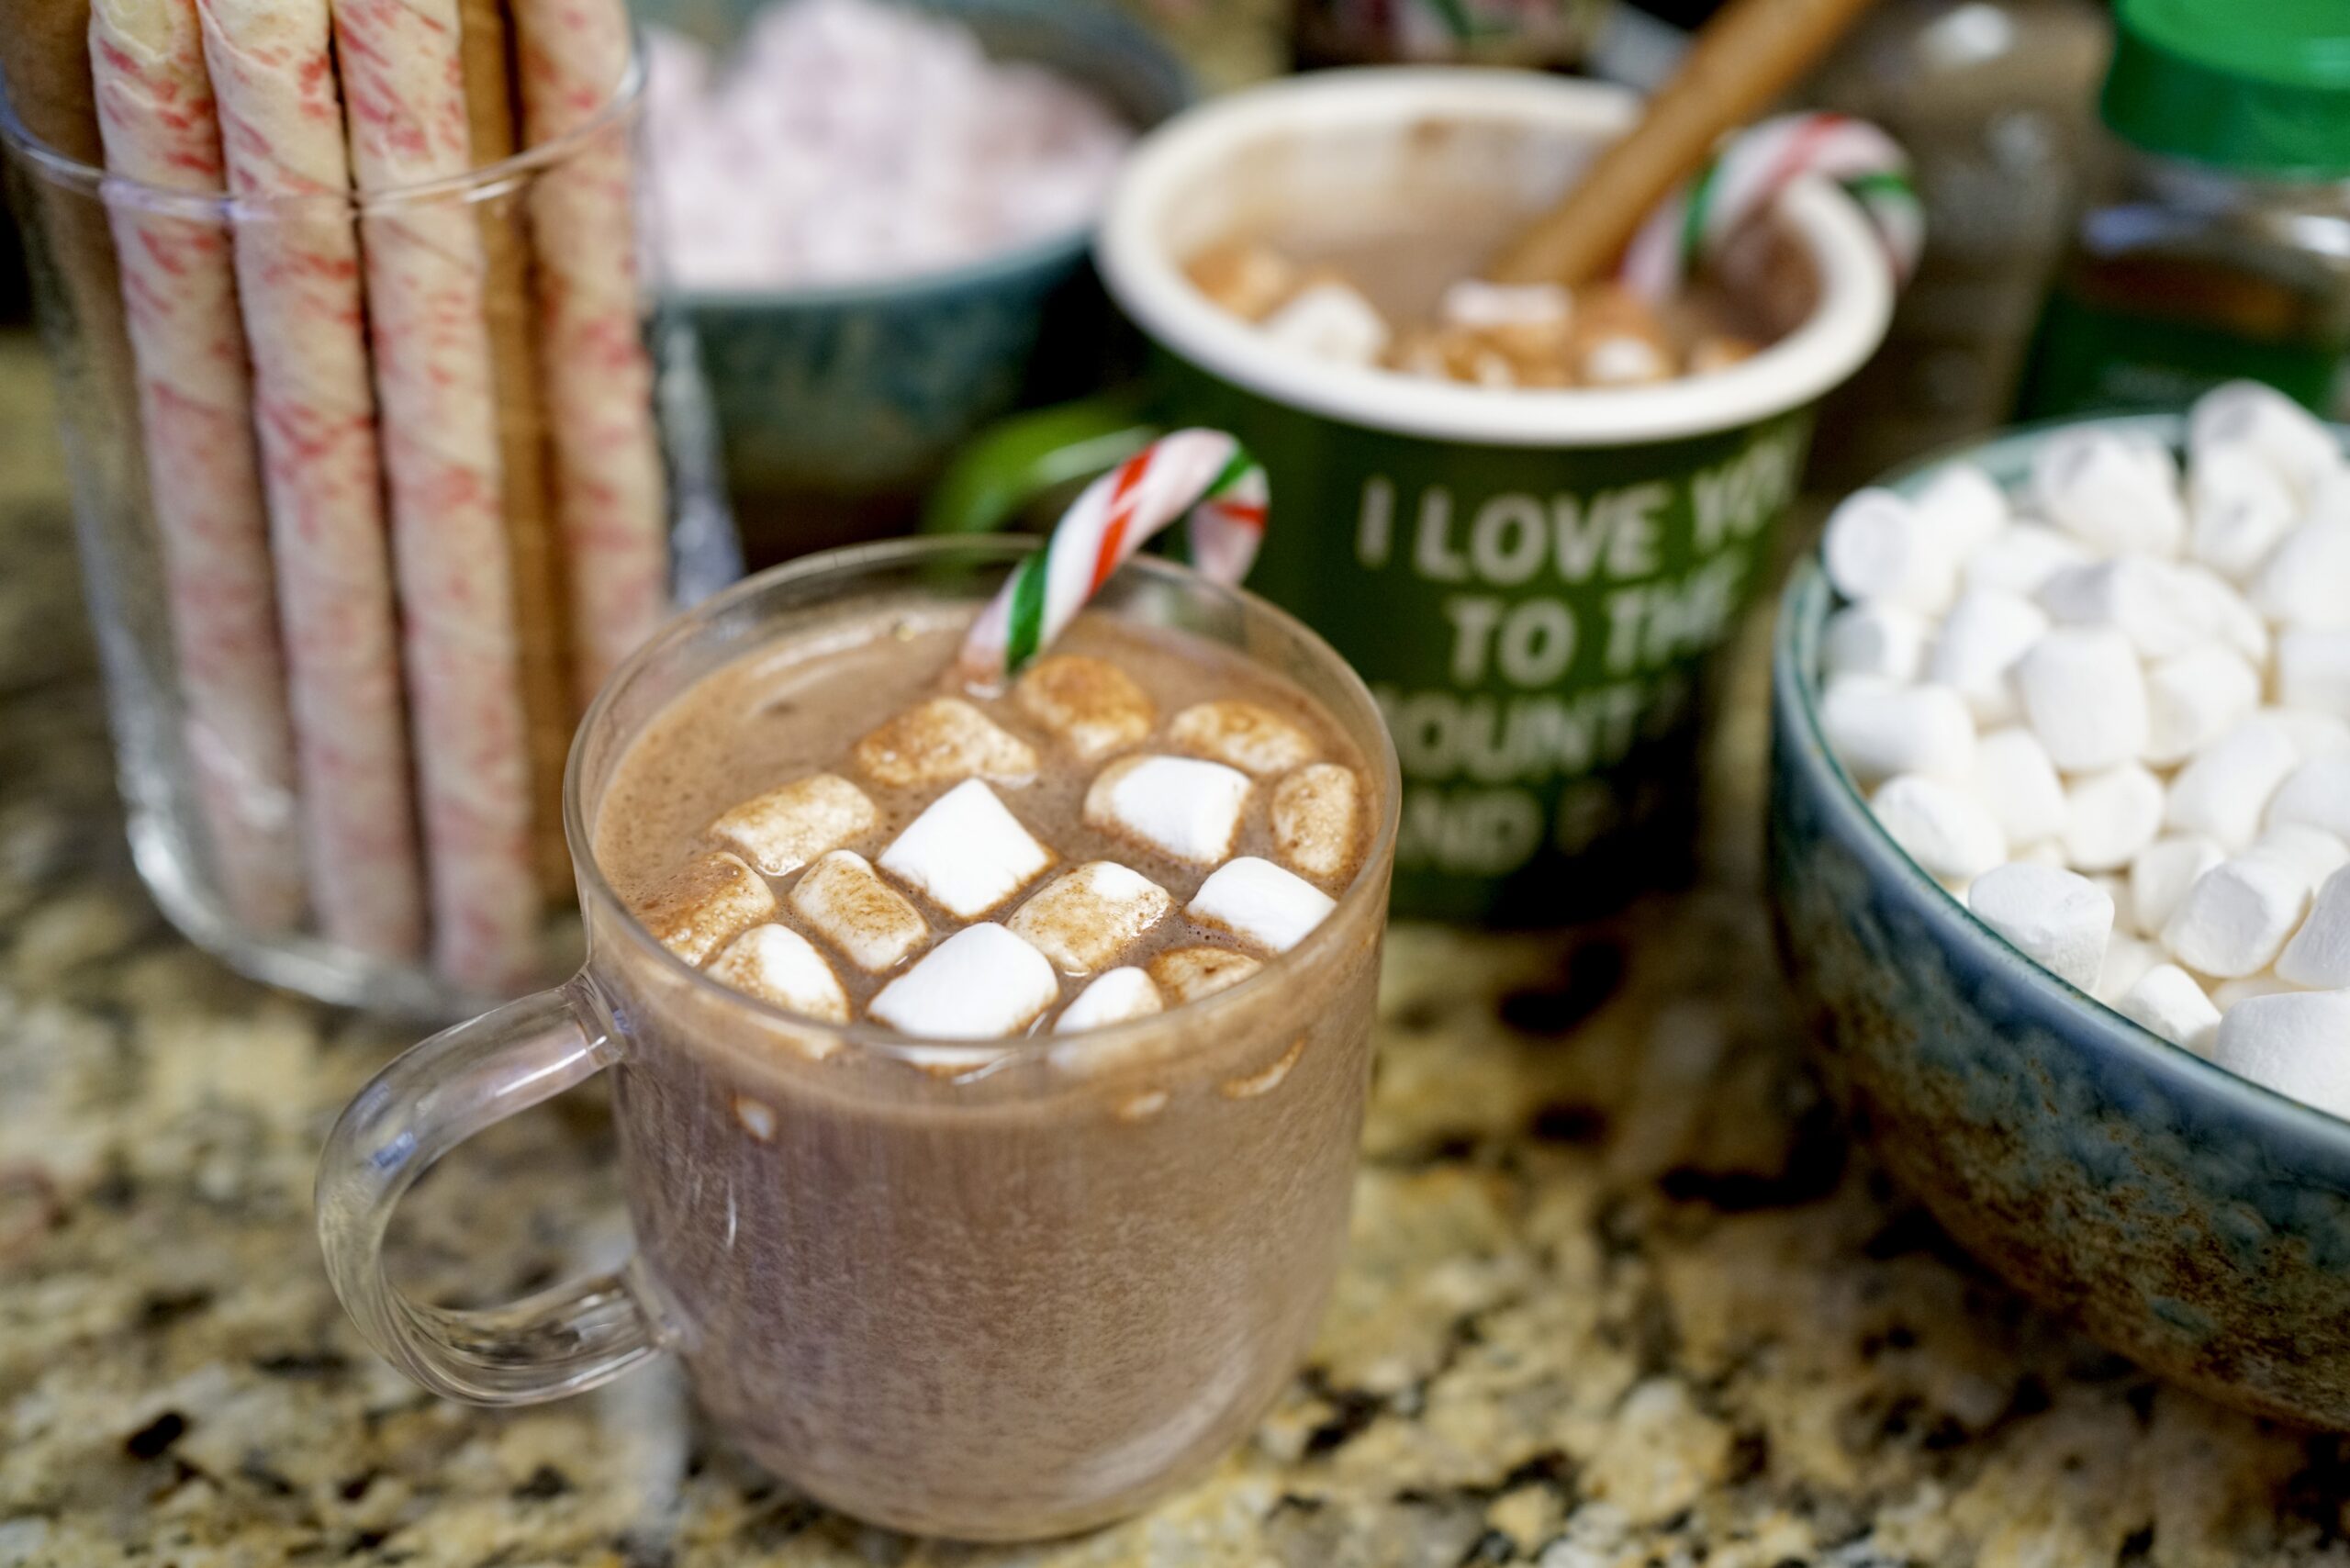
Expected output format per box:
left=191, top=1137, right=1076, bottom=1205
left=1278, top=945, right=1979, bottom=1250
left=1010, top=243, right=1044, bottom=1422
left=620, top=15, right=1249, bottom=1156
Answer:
left=564, top=532, right=1404, bottom=1067
left=1095, top=67, right=1897, bottom=448
left=0, top=34, right=646, bottom=214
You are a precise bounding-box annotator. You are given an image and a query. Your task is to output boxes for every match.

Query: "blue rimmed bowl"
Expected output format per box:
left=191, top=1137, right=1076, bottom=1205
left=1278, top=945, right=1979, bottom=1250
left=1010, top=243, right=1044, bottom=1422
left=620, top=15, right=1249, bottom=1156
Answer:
left=640, top=0, right=1194, bottom=564
left=1769, top=414, right=2350, bottom=1429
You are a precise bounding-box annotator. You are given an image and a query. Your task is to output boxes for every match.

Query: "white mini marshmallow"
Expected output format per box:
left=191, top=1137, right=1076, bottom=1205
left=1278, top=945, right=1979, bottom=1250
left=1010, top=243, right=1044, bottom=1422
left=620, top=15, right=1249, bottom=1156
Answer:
left=1971, top=727, right=2067, bottom=847
left=1872, top=774, right=2007, bottom=883
left=2143, top=644, right=2261, bottom=766
left=708, top=924, right=850, bottom=1023
left=1271, top=763, right=1362, bottom=879
left=2172, top=564, right=2269, bottom=664
left=1148, top=945, right=1262, bottom=1003
left=1053, top=966, right=1165, bottom=1033
left=1441, top=278, right=1572, bottom=330
left=1820, top=678, right=1976, bottom=783
left=2162, top=854, right=2311, bottom=978
left=867, top=923, right=1060, bottom=1039
left=2254, top=823, right=2350, bottom=893
left=710, top=772, right=878, bottom=876
left=1969, top=862, right=2113, bottom=991
left=2116, top=964, right=2222, bottom=1053
left=1583, top=335, right=1671, bottom=386
left=2038, top=557, right=2208, bottom=661
left=878, top=779, right=1055, bottom=919
left=2268, top=756, right=2350, bottom=839
left=638, top=852, right=778, bottom=967
left=1084, top=755, right=1251, bottom=865
left=2212, top=972, right=2303, bottom=1009
left=1823, top=602, right=1931, bottom=683
left=2031, top=428, right=2187, bottom=556
left=856, top=698, right=1039, bottom=789
left=1912, top=463, right=2009, bottom=561
left=2015, top=627, right=2149, bottom=773
left=1168, top=700, right=1317, bottom=777
left=1928, top=588, right=2048, bottom=723
left=2269, top=710, right=2350, bottom=760
left=1013, top=655, right=1156, bottom=761
left=2210, top=990, right=2350, bottom=1118
left=2188, top=441, right=2298, bottom=581
left=2093, top=872, right=2140, bottom=939
left=1962, top=521, right=2091, bottom=598
left=1260, top=280, right=1391, bottom=367
left=789, top=850, right=928, bottom=972
left=2064, top=765, right=2167, bottom=873
left=1188, top=856, right=1337, bottom=954
left=2189, top=380, right=2343, bottom=498
left=2165, top=719, right=2301, bottom=850
left=2131, top=835, right=2225, bottom=939
left=2279, top=630, right=2350, bottom=719
left=2277, top=865, right=2350, bottom=989
left=2253, top=521, right=2350, bottom=631
left=2097, top=931, right=2163, bottom=1003
left=1823, top=489, right=1955, bottom=613
left=1007, top=861, right=1171, bottom=975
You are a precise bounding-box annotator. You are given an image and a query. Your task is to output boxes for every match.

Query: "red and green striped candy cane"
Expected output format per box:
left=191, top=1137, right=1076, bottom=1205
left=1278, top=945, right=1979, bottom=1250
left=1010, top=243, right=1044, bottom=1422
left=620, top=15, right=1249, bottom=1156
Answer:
left=957, top=429, right=1269, bottom=687
left=1620, top=112, right=1922, bottom=305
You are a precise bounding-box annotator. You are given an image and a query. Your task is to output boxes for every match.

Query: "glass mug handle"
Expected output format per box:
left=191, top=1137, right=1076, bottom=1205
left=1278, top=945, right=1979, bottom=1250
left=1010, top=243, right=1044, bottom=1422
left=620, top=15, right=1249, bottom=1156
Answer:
left=314, top=982, right=665, bottom=1404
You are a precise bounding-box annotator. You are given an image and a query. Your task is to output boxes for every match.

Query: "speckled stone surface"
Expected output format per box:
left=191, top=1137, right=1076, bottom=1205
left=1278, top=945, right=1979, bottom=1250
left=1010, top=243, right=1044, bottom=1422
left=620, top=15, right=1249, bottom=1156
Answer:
left=1, top=337, right=2344, bottom=1566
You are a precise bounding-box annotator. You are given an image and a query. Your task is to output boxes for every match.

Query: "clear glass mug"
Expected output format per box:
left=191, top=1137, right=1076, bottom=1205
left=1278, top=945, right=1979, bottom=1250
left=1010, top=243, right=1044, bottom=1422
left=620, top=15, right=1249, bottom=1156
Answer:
left=0, top=44, right=737, bottom=1017
left=315, top=538, right=1402, bottom=1540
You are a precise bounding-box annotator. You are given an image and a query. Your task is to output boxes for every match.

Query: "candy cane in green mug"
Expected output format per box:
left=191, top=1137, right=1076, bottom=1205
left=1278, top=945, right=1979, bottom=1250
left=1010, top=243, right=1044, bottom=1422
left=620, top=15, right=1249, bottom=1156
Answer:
left=928, top=71, right=1899, bottom=924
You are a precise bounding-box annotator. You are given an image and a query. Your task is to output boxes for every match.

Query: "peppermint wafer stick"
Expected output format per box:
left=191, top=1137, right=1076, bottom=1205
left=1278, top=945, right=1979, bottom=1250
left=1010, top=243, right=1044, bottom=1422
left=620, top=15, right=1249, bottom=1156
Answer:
left=90, top=0, right=306, bottom=932
left=333, top=0, right=540, bottom=991
left=197, top=0, right=426, bottom=959
left=511, top=0, right=669, bottom=704
left=460, top=0, right=574, bottom=903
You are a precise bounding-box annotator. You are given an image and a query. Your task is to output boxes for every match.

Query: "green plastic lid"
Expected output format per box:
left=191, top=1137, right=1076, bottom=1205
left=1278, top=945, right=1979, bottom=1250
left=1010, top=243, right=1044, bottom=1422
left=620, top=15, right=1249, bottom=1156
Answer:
left=2102, top=0, right=2350, bottom=176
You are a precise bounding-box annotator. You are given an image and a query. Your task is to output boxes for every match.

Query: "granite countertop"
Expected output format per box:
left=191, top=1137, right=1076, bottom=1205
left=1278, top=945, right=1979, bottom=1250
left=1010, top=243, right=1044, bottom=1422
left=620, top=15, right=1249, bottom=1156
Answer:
left=2, top=335, right=2344, bottom=1568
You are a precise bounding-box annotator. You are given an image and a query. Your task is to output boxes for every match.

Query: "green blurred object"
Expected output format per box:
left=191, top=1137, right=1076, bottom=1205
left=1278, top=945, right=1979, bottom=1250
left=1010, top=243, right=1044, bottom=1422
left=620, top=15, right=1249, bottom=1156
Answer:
left=2015, top=0, right=2350, bottom=420
left=2102, top=0, right=2350, bottom=178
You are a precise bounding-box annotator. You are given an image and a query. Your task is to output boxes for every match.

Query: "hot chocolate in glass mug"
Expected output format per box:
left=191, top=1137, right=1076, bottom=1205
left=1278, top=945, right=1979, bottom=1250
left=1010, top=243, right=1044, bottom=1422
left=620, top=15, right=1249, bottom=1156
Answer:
left=315, top=533, right=1401, bottom=1540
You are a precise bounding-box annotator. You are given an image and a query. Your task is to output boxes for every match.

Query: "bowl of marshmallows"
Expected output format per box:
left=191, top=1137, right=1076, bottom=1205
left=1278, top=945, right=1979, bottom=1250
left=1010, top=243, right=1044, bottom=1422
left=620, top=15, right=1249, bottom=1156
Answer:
left=1770, top=383, right=2350, bottom=1428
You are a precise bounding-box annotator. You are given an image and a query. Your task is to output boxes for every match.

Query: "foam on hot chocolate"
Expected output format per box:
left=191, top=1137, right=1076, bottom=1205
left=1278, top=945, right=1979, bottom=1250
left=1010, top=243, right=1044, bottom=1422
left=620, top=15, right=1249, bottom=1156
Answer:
left=596, top=610, right=1371, bottom=1044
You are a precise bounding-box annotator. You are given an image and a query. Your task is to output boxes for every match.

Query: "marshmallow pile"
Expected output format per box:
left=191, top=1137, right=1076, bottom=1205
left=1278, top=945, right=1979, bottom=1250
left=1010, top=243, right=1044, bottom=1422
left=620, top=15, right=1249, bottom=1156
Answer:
left=635, top=656, right=1366, bottom=1047
left=1818, top=382, right=2350, bottom=1117
left=1184, top=241, right=1760, bottom=391
left=643, top=0, right=1133, bottom=292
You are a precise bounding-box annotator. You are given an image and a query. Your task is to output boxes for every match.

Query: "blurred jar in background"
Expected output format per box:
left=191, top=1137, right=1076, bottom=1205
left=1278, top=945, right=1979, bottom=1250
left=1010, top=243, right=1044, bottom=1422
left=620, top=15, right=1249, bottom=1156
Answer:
left=1808, top=0, right=2109, bottom=488
left=1292, top=0, right=1610, bottom=69
left=2016, top=0, right=2350, bottom=421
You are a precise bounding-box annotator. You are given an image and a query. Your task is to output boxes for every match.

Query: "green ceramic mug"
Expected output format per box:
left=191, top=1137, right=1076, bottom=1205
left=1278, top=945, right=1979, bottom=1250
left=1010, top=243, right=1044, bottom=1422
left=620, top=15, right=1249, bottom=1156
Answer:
left=931, top=70, right=1896, bottom=924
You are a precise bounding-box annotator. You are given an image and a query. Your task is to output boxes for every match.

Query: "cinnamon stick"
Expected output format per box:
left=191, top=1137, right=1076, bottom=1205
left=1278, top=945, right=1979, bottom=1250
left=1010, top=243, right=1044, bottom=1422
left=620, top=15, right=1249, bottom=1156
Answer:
left=1490, top=0, right=1884, bottom=287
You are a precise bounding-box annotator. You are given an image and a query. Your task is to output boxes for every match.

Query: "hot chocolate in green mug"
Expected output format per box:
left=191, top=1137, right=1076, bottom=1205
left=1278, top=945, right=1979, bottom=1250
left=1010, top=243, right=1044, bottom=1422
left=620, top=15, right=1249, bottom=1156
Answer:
left=929, top=70, right=1896, bottom=924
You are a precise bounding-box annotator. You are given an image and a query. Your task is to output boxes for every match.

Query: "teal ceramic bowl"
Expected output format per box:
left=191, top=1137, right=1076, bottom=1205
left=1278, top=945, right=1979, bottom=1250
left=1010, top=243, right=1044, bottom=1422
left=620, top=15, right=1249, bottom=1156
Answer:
left=640, top=0, right=1193, bottom=562
left=1770, top=415, right=2350, bottom=1430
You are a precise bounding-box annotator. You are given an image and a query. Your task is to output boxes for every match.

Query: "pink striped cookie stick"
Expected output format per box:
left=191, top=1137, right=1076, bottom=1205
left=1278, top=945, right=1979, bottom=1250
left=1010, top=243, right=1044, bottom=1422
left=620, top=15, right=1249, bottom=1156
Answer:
left=196, top=0, right=426, bottom=960
left=89, top=0, right=305, bottom=932
left=510, top=0, right=668, bottom=705
left=331, top=0, right=541, bottom=992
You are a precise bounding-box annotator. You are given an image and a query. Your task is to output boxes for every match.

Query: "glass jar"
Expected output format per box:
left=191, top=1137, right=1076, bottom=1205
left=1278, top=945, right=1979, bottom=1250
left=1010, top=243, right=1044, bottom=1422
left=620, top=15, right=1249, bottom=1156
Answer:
left=1807, top=0, right=2110, bottom=487
left=1, top=39, right=738, bottom=1018
left=2015, top=0, right=2350, bottom=420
